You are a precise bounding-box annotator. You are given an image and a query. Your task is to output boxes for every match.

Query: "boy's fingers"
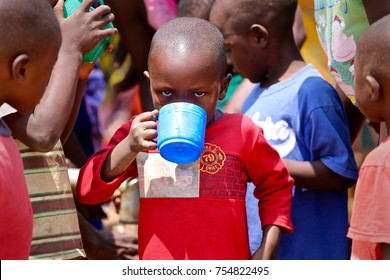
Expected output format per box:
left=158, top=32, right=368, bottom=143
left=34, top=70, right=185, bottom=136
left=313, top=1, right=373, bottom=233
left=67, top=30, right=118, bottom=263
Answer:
left=96, top=28, right=118, bottom=42
left=90, top=4, right=113, bottom=19
left=136, top=110, right=159, bottom=123
left=80, top=0, right=96, bottom=12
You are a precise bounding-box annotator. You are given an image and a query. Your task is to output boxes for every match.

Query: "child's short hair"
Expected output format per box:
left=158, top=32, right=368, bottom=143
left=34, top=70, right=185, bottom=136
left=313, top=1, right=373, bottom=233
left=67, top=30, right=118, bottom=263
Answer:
left=213, top=0, right=297, bottom=34
left=0, top=0, right=61, bottom=60
left=148, top=17, right=228, bottom=77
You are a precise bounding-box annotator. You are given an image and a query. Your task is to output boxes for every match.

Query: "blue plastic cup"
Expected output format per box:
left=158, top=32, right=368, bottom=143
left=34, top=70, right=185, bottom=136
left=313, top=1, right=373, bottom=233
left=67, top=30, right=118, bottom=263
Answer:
left=157, top=102, right=207, bottom=164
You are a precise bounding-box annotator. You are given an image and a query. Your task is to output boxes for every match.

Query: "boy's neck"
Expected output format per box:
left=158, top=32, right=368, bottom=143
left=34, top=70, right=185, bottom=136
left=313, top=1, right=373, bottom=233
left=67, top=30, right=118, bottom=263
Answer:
left=262, top=44, right=305, bottom=87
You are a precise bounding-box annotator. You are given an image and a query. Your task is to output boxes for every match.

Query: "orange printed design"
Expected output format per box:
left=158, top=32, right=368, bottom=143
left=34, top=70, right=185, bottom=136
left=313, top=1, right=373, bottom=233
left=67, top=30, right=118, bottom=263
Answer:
left=200, top=143, right=226, bottom=174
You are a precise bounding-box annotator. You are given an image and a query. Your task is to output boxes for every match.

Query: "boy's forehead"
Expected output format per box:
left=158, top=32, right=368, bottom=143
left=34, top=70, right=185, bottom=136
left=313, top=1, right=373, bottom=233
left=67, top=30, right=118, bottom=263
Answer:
left=148, top=50, right=223, bottom=85
left=150, top=46, right=216, bottom=72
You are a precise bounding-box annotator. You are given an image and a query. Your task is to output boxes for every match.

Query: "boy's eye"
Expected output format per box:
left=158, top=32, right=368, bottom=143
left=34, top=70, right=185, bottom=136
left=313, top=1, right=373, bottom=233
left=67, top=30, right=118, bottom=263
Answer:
left=194, top=91, right=205, bottom=97
left=161, top=90, right=173, bottom=97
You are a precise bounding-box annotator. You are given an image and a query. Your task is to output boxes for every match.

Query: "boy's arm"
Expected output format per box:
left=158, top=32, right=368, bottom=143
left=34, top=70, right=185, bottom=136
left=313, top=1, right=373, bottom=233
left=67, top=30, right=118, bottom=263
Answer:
left=4, top=51, right=85, bottom=151
left=283, top=159, right=356, bottom=191
left=101, top=111, right=158, bottom=181
left=3, top=0, right=116, bottom=152
left=284, top=82, right=358, bottom=191
left=252, top=225, right=282, bottom=260
left=77, top=111, right=158, bottom=204
left=246, top=126, right=294, bottom=233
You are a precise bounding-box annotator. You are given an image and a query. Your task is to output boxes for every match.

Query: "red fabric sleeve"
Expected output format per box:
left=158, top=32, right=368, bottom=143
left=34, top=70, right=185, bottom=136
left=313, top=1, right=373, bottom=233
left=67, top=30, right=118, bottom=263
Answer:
left=246, top=126, right=294, bottom=233
left=76, top=120, right=138, bottom=205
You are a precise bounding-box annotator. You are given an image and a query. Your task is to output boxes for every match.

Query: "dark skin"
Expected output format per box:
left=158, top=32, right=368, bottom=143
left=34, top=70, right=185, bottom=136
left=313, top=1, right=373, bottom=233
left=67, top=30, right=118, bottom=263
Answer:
left=210, top=0, right=356, bottom=191
left=362, top=0, right=390, bottom=142
left=4, top=0, right=117, bottom=151
left=4, top=0, right=138, bottom=260
left=0, top=0, right=61, bottom=115
left=222, top=4, right=306, bottom=114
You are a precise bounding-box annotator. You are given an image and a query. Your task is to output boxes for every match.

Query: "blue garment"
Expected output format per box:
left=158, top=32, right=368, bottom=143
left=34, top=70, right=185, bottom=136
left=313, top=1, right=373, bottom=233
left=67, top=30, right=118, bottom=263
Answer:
left=243, top=64, right=358, bottom=259
left=74, top=63, right=106, bottom=157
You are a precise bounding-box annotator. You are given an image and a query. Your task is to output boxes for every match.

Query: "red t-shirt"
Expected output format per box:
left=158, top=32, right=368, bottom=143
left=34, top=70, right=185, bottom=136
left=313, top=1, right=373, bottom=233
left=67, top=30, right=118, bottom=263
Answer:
left=0, top=124, right=33, bottom=259
left=77, top=113, right=293, bottom=259
left=348, top=137, right=390, bottom=260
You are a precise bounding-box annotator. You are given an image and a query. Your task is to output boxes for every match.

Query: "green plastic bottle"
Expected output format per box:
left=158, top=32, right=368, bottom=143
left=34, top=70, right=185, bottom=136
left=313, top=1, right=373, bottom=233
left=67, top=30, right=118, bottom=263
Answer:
left=64, top=0, right=114, bottom=63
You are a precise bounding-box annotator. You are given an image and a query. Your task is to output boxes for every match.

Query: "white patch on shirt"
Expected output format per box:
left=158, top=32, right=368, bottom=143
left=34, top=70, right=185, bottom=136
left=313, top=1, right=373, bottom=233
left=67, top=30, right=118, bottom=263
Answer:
left=251, top=112, right=296, bottom=158
left=136, top=152, right=200, bottom=198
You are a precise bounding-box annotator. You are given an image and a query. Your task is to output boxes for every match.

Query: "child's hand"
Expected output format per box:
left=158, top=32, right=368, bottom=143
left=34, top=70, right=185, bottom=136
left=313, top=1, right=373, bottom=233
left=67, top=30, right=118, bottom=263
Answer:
left=127, top=110, right=159, bottom=153
left=54, top=0, right=118, bottom=56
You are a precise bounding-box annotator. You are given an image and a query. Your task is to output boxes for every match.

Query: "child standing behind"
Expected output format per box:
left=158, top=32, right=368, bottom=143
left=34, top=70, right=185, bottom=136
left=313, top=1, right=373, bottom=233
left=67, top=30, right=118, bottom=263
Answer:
left=77, top=17, right=294, bottom=260
left=210, top=0, right=358, bottom=259
left=347, top=14, right=390, bottom=260
left=0, top=0, right=61, bottom=259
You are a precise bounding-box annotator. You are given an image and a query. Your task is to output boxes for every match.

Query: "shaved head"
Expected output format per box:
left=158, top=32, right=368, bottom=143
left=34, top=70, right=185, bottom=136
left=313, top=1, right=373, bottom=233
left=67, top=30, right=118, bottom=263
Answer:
left=211, top=0, right=297, bottom=34
left=356, top=14, right=390, bottom=84
left=0, top=0, right=61, bottom=62
left=148, top=17, right=227, bottom=78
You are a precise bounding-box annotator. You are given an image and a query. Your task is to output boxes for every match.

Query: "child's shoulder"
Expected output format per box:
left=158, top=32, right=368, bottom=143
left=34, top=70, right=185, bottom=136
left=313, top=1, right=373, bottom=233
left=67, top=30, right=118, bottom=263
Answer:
left=294, top=66, right=342, bottom=107
left=364, top=137, right=390, bottom=168
left=297, top=65, right=334, bottom=90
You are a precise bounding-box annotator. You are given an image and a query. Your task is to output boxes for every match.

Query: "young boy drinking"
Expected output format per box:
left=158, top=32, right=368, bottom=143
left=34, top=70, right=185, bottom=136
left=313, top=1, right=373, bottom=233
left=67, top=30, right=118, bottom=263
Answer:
left=76, top=17, right=294, bottom=260
left=210, top=0, right=358, bottom=259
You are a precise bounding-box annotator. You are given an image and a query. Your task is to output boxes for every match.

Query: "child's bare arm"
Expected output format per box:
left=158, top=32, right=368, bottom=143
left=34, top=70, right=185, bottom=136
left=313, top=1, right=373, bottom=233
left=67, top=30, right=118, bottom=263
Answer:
left=251, top=225, right=282, bottom=260
left=283, top=159, right=356, bottom=191
left=3, top=0, right=117, bottom=152
left=101, top=110, right=158, bottom=181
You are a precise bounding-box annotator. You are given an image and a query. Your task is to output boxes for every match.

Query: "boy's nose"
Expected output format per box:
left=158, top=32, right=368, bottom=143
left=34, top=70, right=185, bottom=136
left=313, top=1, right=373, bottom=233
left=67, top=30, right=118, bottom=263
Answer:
left=174, top=95, right=190, bottom=103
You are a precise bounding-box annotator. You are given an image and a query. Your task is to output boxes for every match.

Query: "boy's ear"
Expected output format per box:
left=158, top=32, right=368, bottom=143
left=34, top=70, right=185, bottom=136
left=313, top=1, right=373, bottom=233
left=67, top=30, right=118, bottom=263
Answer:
left=250, top=24, right=269, bottom=48
left=11, top=54, right=29, bottom=82
left=366, top=75, right=380, bottom=102
left=218, top=73, right=232, bottom=101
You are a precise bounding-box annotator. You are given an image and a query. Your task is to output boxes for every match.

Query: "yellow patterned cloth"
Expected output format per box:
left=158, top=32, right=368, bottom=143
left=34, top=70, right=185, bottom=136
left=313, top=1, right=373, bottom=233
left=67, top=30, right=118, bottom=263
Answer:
left=18, top=140, right=85, bottom=260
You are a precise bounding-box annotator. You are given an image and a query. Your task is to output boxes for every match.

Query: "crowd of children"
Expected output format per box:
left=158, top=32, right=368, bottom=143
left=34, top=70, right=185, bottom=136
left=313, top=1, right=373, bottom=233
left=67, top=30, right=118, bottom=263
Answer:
left=1, top=0, right=389, bottom=260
